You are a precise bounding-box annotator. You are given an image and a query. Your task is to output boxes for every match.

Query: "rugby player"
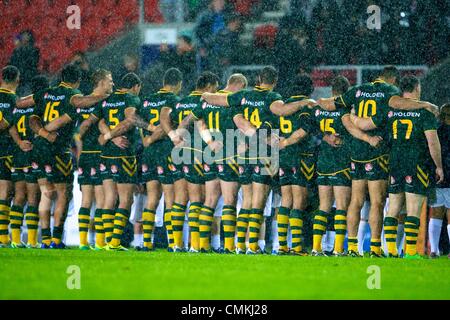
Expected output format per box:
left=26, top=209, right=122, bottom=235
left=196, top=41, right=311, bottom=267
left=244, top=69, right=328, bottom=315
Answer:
left=352, top=76, right=443, bottom=259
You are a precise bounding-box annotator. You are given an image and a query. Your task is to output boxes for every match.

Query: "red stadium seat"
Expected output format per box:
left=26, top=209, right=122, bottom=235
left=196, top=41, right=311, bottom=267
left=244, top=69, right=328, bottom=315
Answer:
left=253, top=24, right=278, bottom=49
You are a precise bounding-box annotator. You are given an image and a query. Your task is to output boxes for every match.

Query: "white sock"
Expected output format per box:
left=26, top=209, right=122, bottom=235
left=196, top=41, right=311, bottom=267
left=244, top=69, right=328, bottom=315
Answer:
left=132, top=233, right=143, bottom=247
left=428, top=218, right=443, bottom=254
left=381, top=228, right=388, bottom=255
left=88, top=230, right=95, bottom=246
left=287, top=226, right=292, bottom=249
left=211, top=234, right=221, bottom=250
left=325, top=231, right=335, bottom=252
left=447, top=224, right=450, bottom=243
left=271, top=217, right=279, bottom=251
left=397, top=223, right=405, bottom=254
left=357, top=220, right=368, bottom=255
left=258, top=239, right=266, bottom=252
left=183, top=220, right=189, bottom=250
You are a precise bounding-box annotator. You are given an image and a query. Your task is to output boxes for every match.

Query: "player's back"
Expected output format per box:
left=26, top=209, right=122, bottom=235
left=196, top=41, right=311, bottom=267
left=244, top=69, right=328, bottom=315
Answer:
left=35, top=83, right=80, bottom=151
left=339, top=79, right=400, bottom=161
left=99, top=90, right=140, bottom=157
left=0, top=88, right=16, bottom=157
left=172, top=91, right=202, bottom=129
left=76, top=105, right=101, bottom=152
left=386, top=108, right=436, bottom=165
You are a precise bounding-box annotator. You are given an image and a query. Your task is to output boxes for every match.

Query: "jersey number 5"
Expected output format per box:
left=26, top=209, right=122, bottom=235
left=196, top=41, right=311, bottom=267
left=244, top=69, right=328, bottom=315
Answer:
left=109, top=109, right=120, bottom=129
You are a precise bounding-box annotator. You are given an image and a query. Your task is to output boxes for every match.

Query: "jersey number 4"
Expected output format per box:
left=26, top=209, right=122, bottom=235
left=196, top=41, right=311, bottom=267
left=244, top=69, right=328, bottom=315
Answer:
left=244, top=108, right=262, bottom=128
left=17, top=115, right=27, bottom=137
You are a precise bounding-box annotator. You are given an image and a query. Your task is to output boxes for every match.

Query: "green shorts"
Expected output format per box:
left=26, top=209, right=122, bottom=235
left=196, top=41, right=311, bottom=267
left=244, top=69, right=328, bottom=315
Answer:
left=237, top=164, right=253, bottom=185
left=141, top=153, right=175, bottom=185
left=78, top=152, right=102, bottom=186
left=11, top=166, right=37, bottom=183
left=389, top=164, right=432, bottom=196
left=0, top=156, right=12, bottom=180
left=293, top=155, right=316, bottom=188
left=204, top=158, right=240, bottom=183
left=317, top=169, right=351, bottom=187
left=252, top=158, right=277, bottom=186
left=350, top=155, right=389, bottom=181
left=278, top=166, right=298, bottom=186
left=100, top=156, right=137, bottom=184
left=31, top=152, right=73, bottom=184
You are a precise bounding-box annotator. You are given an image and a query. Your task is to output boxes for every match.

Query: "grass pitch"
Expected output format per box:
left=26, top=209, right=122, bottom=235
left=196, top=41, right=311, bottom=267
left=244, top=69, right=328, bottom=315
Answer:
left=0, top=248, right=449, bottom=300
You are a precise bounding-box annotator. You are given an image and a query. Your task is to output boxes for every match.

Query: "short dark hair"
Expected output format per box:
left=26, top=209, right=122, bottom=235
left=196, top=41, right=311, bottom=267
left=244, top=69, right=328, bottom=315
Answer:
left=163, top=68, right=183, bottom=86
left=178, top=35, right=192, bottom=46
left=400, top=76, right=420, bottom=93
left=120, top=72, right=141, bottom=89
left=381, top=65, right=400, bottom=81
left=332, top=75, right=350, bottom=96
left=259, top=66, right=278, bottom=85
left=92, top=69, right=112, bottom=87
left=31, top=75, right=49, bottom=94
left=196, top=71, right=219, bottom=90
left=291, top=74, right=314, bottom=96
left=2, top=65, right=20, bottom=83
left=61, top=64, right=82, bottom=83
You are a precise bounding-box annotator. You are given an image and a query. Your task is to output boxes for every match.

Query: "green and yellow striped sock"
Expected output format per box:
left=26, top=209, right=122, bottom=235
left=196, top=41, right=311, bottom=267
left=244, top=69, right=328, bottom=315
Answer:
left=10, top=205, right=24, bottom=244
left=334, top=210, right=347, bottom=253
left=102, top=209, right=115, bottom=244
left=248, top=209, right=263, bottom=252
left=94, top=209, right=105, bottom=247
left=313, top=210, right=327, bottom=252
left=142, top=209, right=156, bottom=249
left=405, top=216, right=420, bottom=256
left=222, top=205, right=237, bottom=251
left=164, top=209, right=174, bottom=249
left=290, top=209, right=305, bottom=253
left=199, top=205, right=214, bottom=250
left=110, top=208, right=130, bottom=247
left=370, top=238, right=382, bottom=255
left=172, top=203, right=187, bottom=249
left=52, top=226, right=64, bottom=245
left=236, top=209, right=250, bottom=251
left=0, top=200, right=10, bottom=244
left=41, top=228, right=51, bottom=246
left=384, top=216, right=398, bottom=256
left=277, top=206, right=290, bottom=252
left=25, top=206, right=39, bottom=246
left=348, top=237, right=358, bottom=252
left=78, top=207, right=90, bottom=246
left=188, top=202, right=202, bottom=250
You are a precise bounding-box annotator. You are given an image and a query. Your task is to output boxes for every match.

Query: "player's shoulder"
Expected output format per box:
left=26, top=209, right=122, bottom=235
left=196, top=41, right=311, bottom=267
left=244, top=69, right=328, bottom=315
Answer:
left=285, top=95, right=308, bottom=103
left=268, top=90, right=283, bottom=100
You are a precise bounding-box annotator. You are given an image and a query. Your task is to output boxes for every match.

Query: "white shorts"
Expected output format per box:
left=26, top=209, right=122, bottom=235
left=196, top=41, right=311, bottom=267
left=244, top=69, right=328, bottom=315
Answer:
left=430, top=188, right=450, bottom=209
left=213, top=196, right=224, bottom=217
left=130, top=192, right=146, bottom=223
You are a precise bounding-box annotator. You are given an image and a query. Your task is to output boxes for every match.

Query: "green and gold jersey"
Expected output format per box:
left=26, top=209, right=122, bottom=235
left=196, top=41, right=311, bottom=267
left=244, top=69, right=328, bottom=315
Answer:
left=227, top=86, right=282, bottom=129
left=191, top=90, right=243, bottom=160
left=0, top=88, right=16, bottom=157
left=283, top=95, right=316, bottom=155
left=76, top=105, right=101, bottom=152
left=141, top=89, right=179, bottom=156
left=33, top=82, right=82, bottom=151
left=93, top=90, right=141, bottom=157
left=309, top=106, right=351, bottom=174
left=335, top=79, right=400, bottom=161
left=11, top=106, right=35, bottom=166
left=382, top=108, right=437, bottom=171
left=170, top=91, right=202, bottom=151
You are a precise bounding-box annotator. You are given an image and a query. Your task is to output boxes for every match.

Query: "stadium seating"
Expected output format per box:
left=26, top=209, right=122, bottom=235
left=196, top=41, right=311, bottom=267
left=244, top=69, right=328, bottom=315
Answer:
left=0, top=0, right=161, bottom=73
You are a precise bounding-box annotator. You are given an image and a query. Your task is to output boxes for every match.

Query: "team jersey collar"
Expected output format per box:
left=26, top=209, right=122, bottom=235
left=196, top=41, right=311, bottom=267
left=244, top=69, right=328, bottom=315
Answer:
left=0, top=88, right=16, bottom=94
left=189, top=91, right=203, bottom=96
left=218, top=89, right=232, bottom=94
left=59, top=82, right=74, bottom=89
left=115, top=89, right=128, bottom=94
left=372, top=78, right=386, bottom=84
left=289, top=95, right=308, bottom=99
left=158, top=88, right=173, bottom=94
left=254, top=85, right=271, bottom=92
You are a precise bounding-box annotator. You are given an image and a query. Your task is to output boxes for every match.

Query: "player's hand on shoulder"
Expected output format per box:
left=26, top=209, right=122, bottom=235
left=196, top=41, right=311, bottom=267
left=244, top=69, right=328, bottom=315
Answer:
left=368, top=135, right=383, bottom=148
left=323, top=133, right=342, bottom=147
left=425, top=102, right=440, bottom=117
left=19, top=140, right=33, bottom=152
left=208, top=140, right=223, bottom=153
left=435, top=167, right=444, bottom=184
left=46, top=132, right=58, bottom=143
left=111, top=136, right=129, bottom=149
